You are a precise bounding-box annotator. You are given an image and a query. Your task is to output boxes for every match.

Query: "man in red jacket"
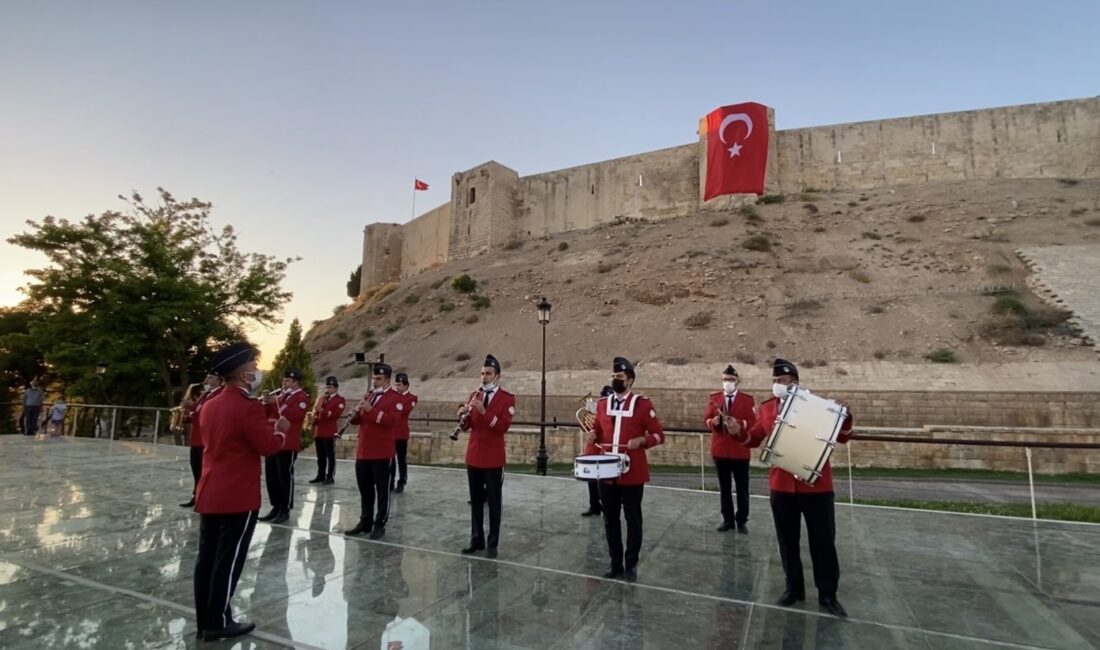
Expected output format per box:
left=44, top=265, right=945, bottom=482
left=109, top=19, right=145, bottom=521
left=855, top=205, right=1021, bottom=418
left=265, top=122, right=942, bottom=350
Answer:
left=343, top=360, right=402, bottom=539
left=309, top=376, right=345, bottom=485
left=390, top=372, right=416, bottom=493
left=260, top=368, right=309, bottom=524
left=193, top=341, right=290, bottom=642
left=459, top=354, right=515, bottom=559
left=746, top=358, right=853, bottom=618
left=585, top=357, right=665, bottom=582
left=179, top=373, right=222, bottom=508
left=704, top=364, right=756, bottom=533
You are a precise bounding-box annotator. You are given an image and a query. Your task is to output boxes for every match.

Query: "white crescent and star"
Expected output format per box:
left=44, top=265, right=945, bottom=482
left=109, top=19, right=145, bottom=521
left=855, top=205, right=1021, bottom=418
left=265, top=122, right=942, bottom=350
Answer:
left=718, top=113, right=754, bottom=158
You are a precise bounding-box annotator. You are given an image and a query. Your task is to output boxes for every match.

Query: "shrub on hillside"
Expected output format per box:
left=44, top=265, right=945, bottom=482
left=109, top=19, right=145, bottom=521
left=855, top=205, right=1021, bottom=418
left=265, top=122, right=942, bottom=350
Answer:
left=451, top=274, right=477, bottom=293
left=756, top=194, right=785, bottom=205
left=925, top=348, right=957, bottom=363
left=742, top=234, right=772, bottom=251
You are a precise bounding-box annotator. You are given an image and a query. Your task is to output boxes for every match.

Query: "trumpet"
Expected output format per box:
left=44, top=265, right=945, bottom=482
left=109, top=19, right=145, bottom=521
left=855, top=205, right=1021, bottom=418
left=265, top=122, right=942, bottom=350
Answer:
left=168, top=406, right=186, bottom=433
left=575, top=392, right=596, bottom=434
left=449, top=388, right=484, bottom=441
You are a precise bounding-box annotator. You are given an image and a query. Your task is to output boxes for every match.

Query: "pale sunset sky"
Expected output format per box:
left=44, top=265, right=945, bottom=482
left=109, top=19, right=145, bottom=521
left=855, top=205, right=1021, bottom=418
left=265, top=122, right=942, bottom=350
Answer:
left=2, top=1, right=1097, bottom=362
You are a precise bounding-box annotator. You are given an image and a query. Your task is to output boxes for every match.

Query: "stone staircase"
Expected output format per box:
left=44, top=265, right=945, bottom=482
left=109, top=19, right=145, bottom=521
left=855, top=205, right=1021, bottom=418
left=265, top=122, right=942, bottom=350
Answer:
left=1017, top=245, right=1100, bottom=355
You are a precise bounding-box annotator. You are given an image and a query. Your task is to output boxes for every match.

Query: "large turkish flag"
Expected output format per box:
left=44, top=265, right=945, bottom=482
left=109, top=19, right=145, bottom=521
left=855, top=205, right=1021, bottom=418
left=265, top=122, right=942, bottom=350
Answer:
left=703, top=102, right=769, bottom=199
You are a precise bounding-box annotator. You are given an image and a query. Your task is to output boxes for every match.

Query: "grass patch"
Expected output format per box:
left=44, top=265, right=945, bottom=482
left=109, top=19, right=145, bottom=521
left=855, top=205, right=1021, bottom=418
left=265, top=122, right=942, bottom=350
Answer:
left=438, top=301, right=455, bottom=313
left=847, top=201, right=859, bottom=207
left=756, top=194, right=785, bottom=205
left=464, top=314, right=479, bottom=324
left=861, top=231, right=882, bottom=240
left=737, top=205, right=757, bottom=218
left=802, top=203, right=819, bottom=214
left=557, top=241, right=569, bottom=251
left=384, top=321, right=402, bottom=334
left=865, top=304, right=886, bottom=315
left=352, top=365, right=372, bottom=378
left=987, top=263, right=1012, bottom=274
left=454, top=352, right=470, bottom=361
left=852, top=499, right=1100, bottom=524
left=471, top=295, right=492, bottom=310
left=665, top=357, right=689, bottom=366
left=742, top=234, right=772, bottom=252
left=375, top=282, right=399, bottom=300
left=812, top=226, right=826, bottom=233
left=925, top=347, right=957, bottom=363
left=848, top=269, right=871, bottom=283
left=709, top=216, right=729, bottom=227
left=799, top=192, right=820, bottom=202
left=785, top=298, right=823, bottom=315
left=451, top=274, right=477, bottom=293
left=683, top=311, right=714, bottom=329
left=907, top=214, right=927, bottom=223
left=404, top=293, right=420, bottom=305
left=361, top=328, right=376, bottom=340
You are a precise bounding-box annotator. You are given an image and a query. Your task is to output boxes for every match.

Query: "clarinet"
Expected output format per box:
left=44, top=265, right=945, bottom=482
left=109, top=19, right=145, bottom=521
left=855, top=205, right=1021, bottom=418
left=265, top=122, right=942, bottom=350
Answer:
left=449, top=388, right=484, bottom=441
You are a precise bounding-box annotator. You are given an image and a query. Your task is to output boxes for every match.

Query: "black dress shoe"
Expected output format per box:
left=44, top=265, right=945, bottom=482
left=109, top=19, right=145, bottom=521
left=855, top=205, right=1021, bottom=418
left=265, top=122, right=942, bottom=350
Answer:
left=461, top=541, right=485, bottom=554
left=603, top=566, right=624, bottom=579
left=202, top=620, right=255, bottom=641
left=777, top=588, right=806, bottom=607
left=486, top=547, right=497, bottom=559
left=323, top=477, right=334, bottom=484
left=368, top=527, right=385, bottom=540
left=178, top=498, right=195, bottom=508
left=581, top=508, right=602, bottom=517
left=394, top=483, right=405, bottom=494
left=258, top=508, right=279, bottom=522
left=819, top=595, right=848, bottom=618
left=716, top=521, right=735, bottom=532
left=737, top=523, right=749, bottom=535
left=623, top=567, right=637, bottom=582
left=270, top=510, right=289, bottom=524
left=343, top=520, right=372, bottom=536
left=308, top=476, right=323, bottom=484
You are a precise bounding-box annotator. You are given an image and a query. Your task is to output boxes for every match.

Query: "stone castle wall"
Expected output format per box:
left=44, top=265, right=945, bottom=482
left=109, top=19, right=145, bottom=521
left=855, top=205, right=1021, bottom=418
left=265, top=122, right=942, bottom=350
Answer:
left=361, top=97, right=1100, bottom=292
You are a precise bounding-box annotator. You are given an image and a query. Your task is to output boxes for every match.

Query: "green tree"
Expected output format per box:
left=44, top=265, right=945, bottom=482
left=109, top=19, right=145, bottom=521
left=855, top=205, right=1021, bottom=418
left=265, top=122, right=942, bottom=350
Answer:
left=264, top=318, right=318, bottom=448
left=346, top=264, right=362, bottom=299
left=7, top=188, right=296, bottom=408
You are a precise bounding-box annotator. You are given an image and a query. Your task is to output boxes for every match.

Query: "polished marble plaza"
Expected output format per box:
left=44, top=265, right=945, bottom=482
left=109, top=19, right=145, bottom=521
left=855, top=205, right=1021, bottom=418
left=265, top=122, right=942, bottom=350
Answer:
left=0, top=436, right=1097, bottom=649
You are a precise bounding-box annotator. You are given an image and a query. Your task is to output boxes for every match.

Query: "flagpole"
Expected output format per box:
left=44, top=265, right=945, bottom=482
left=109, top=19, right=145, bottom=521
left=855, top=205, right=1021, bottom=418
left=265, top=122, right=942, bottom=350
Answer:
left=411, top=180, right=417, bottom=221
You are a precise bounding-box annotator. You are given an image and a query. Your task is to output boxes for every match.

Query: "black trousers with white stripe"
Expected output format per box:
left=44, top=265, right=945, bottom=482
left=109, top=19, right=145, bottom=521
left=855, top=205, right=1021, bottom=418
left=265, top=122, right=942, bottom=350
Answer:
left=194, top=511, right=258, bottom=631
left=265, top=450, right=297, bottom=512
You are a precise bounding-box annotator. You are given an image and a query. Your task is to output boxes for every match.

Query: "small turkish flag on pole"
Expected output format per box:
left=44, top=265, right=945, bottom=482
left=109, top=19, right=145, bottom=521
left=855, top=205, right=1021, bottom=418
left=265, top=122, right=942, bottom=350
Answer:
left=703, top=102, right=769, bottom=199
left=414, top=179, right=429, bottom=191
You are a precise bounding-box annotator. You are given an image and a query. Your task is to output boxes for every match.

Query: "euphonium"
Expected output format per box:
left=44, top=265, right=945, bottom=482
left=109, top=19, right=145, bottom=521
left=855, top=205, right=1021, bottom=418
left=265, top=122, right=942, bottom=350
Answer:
left=575, top=392, right=596, bottom=434
left=168, top=406, right=185, bottom=433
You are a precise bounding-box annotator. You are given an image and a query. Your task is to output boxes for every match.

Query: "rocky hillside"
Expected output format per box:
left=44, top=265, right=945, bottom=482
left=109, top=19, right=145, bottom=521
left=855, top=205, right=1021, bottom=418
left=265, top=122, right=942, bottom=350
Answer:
left=305, top=178, right=1099, bottom=383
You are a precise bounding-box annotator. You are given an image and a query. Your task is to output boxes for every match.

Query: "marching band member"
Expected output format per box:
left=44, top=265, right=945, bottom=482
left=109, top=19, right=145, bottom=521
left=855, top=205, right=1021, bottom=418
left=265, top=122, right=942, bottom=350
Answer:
left=390, top=372, right=417, bottom=493
left=193, top=341, right=290, bottom=641
left=704, top=364, right=756, bottom=533
left=586, top=357, right=665, bottom=582
left=179, top=374, right=222, bottom=509
left=343, top=360, right=402, bottom=539
left=309, top=376, right=345, bottom=485
left=745, top=358, right=853, bottom=617
left=460, top=354, right=515, bottom=558
left=260, top=369, right=309, bottom=524
left=580, top=385, right=614, bottom=518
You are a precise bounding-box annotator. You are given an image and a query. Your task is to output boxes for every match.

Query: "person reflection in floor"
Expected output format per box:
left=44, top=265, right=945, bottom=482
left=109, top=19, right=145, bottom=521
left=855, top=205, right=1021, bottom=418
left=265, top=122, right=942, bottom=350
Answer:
left=298, top=493, right=336, bottom=597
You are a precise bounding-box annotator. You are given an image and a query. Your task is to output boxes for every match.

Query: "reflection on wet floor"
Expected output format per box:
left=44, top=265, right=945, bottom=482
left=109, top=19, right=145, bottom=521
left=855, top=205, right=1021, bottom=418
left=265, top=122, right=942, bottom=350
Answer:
left=0, top=436, right=1098, bottom=649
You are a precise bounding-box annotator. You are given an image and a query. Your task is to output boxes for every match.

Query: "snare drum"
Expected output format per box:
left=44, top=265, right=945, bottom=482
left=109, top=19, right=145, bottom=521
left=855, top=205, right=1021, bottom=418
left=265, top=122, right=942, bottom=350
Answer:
left=759, top=387, right=848, bottom=485
left=573, top=454, right=630, bottom=480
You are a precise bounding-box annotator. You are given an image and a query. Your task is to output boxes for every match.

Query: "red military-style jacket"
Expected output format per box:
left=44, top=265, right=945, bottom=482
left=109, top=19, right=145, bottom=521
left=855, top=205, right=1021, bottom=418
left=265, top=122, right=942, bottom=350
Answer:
left=463, top=387, right=515, bottom=469
left=589, top=392, right=665, bottom=486
left=352, top=387, right=404, bottom=460
left=395, top=391, right=417, bottom=441
left=704, top=390, right=757, bottom=460
left=313, top=393, right=346, bottom=439
left=195, top=387, right=287, bottom=514
left=265, top=387, right=309, bottom=453
left=188, top=386, right=224, bottom=448
left=746, top=393, right=854, bottom=494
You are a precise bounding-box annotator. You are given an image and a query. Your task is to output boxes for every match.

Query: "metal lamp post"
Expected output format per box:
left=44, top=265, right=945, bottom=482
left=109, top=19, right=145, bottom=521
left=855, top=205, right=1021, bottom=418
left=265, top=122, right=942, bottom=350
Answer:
left=535, top=297, right=552, bottom=476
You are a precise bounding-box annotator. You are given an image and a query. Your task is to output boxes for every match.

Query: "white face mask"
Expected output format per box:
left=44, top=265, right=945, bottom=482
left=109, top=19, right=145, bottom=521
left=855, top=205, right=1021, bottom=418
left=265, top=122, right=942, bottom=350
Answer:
left=245, top=371, right=263, bottom=394
left=482, top=381, right=496, bottom=391
left=772, top=382, right=791, bottom=399
left=722, top=381, right=738, bottom=394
